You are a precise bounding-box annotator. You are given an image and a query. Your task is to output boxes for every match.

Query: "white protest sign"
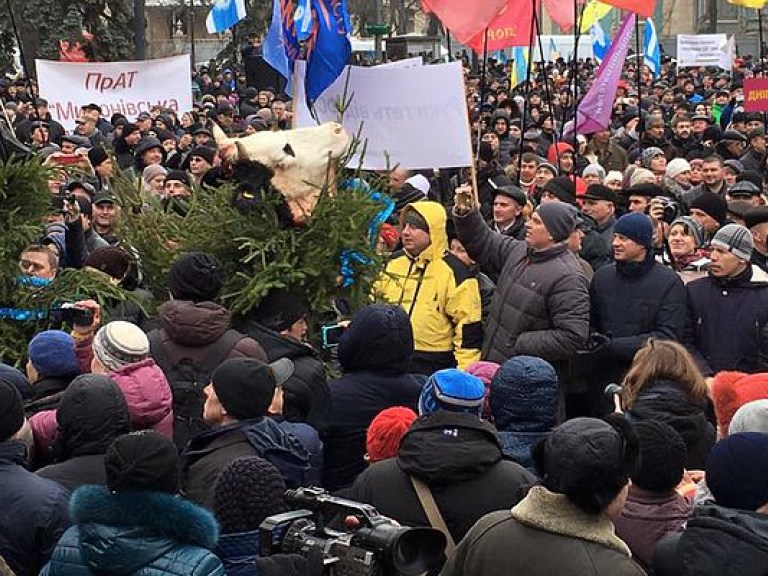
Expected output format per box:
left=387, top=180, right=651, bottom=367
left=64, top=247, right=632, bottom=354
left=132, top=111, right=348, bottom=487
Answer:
left=294, top=61, right=472, bottom=170
left=676, top=34, right=730, bottom=68
left=36, top=55, right=193, bottom=130
left=375, top=57, right=424, bottom=69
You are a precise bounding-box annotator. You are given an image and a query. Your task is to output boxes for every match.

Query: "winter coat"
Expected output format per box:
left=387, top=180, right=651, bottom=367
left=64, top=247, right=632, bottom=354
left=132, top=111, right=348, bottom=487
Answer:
left=236, top=320, right=331, bottom=436
left=30, top=359, right=173, bottom=452
left=349, top=412, right=536, bottom=544
left=626, top=380, right=716, bottom=470
left=36, top=374, right=130, bottom=492
left=614, top=486, right=692, bottom=571
left=373, top=202, right=483, bottom=374
left=181, top=418, right=311, bottom=509
left=454, top=207, right=590, bottom=369
left=654, top=504, right=768, bottom=576
left=439, top=486, right=646, bottom=576
left=740, top=148, right=765, bottom=174
left=585, top=140, right=629, bottom=173
left=323, top=305, right=425, bottom=492
left=215, top=532, right=315, bottom=576
left=24, top=376, right=74, bottom=417
left=0, top=442, right=70, bottom=576
left=684, top=265, right=768, bottom=376
left=41, top=486, right=224, bottom=576
left=589, top=259, right=687, bottom=385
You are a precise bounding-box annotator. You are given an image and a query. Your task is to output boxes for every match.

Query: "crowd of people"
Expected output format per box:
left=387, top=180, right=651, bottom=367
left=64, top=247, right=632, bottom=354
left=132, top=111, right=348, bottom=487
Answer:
left=2, top=47, right=768, bottom=576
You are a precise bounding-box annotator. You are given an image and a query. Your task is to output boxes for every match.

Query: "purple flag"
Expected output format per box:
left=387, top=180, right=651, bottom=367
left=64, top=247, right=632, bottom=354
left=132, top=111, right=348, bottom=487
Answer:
left=576, top=13, right=636, bottom=135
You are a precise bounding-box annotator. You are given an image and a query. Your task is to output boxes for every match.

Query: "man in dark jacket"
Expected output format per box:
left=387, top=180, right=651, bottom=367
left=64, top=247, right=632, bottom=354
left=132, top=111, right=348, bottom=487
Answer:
left=589, top=213, right=687, bottom=409
left=489, top=178, right=527, bottom=240
left=739, top=126, right=766, bottom=174
left=684, top=224, right=768, bottom=376
left=324, top=304, right=424, bottom=491
left=349, top=368, right=534, bottom=546
left=0, top=380, right=70, bottom=576
left=453, top=188, right=590, bottom=374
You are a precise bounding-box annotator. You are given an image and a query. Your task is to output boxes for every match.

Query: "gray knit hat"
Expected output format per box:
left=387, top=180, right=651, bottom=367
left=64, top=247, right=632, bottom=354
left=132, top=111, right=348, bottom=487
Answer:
left=92, top=321, right=150, bottom=372
left=711, top=223, right=754, bottom=261
left=536, top=202, right=579, bottom=243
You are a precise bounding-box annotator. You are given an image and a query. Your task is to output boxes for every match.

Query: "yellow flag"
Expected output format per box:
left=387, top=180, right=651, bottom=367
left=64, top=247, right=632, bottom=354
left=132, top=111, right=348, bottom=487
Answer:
left=579, top=0, right=614, bottom=33
left=726, top=0, right=767, bottom=7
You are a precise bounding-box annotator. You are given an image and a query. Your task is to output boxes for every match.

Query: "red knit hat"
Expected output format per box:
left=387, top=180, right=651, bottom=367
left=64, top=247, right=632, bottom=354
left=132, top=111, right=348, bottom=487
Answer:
left=366, top=406, right=417, bottom=463
left=711, top=371, right=768, bottom=435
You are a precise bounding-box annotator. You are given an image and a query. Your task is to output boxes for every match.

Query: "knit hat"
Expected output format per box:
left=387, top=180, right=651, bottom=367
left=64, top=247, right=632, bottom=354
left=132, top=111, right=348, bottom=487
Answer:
left=604, top=170, right=624, bottom=186
left=690, top=192, right=728, bottom=225
left=711, top=371, right=768, bottom=434
left=641, top=147, right=665, bottom=169
left=213, top=457, right=288, bottom=534
left=466, top=361, right=500, bottom=421
left=84, top=246, right=132, bottom=281
left=211, top=357, right=294, bottom=421
left=536, top=202, right=579, bottom=243
left=729, top=400, right=768, bottom=435
left=542, top=176, right=577, bottom=205
left=251, top=290, right=309, bottom=333
left=189, top=146, right=216, bottom=165
left=87, top=146, right=109, bottom=168
left=670, top=216, right=705, bottom=248
left=537, top=162, right=559, bottom=178
left=28, top=330, right=80, bottom=378
left=706, top=432, right=768, bottom=511
left=168, top=252, right=226, bottom=302
left=142, top=164, right=167, bottom=186
left=582, top=164, right=606, bottom=181
left=0, top=379, right=24, bottom=441
left=711, top=223, right=754, bottom=261
left=165, top=170, right=191, bottom=188
left=105, top=430, right=179, bottom=494
left=121, top=123, right=139, bottom=138
left=629, top=167, right=656, bottom=187
left=666, top=158, right=692, bottom=179
left=489, top=356, right=559, bottom=433
left=614, top=212, right=654, bottom=250
left=418, top=369, right=485, bottom=416
left=366, top=406, right=418, bottom=462
left=631, top=420, right=687, bottom=493
left=402, top=208, right=431, bottom=233
left=92, top=321, right=150, bottom=372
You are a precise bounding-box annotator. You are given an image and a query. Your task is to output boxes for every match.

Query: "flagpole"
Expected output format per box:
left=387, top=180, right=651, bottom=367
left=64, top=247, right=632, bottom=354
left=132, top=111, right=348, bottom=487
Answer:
left=570, top=0, right=587, bottom=159
left=189, top=0, right=197, bottom=70
left=516, top=0, right=539, bottom=186
left=476, top=29, right=489, bottom=158
left=635, top=15, right=643, bottom=152
left=759, top=8, right=766, bottom=128
left=446, top=30, right=453, bottom=61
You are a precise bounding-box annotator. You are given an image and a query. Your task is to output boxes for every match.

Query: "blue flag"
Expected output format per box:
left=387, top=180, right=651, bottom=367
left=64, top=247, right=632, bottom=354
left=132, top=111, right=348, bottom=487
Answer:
left=205, top=0, right=247, bottom=34
left=510, top=46, right=528, bottom=88
left=263, top=0, right=301, bottom=96
left=591, top=21, right=610, bottom=63
left=304, top=0, right=351, bottom=105
left=294, top=0, right=314, bottom=41
left=644, top=17, right=660, bottom=77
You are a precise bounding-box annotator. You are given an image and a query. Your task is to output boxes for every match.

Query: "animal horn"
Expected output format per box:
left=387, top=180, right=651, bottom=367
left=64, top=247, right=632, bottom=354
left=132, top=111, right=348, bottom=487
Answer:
left=235, top=140, right=248, bottom=163
left=210, top=122, right=228, bottom=144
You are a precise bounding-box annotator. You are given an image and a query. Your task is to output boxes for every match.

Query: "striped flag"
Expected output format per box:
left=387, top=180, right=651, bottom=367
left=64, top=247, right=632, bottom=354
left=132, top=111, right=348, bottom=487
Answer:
left=591, top=21, right=610, bottom=63
left=205, top=0, right=247, bottom=34
left=510, top=46, right=529, bottom=88
left=644, top=18, right=661, bottom=76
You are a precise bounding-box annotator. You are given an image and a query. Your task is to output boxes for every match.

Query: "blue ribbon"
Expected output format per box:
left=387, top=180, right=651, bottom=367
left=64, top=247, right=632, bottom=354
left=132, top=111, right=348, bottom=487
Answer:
left=339, top=250, right=371, bottom=288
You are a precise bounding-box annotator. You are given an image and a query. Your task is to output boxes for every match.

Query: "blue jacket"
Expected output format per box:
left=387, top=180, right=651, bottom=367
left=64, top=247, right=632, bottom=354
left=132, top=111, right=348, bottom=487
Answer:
left=41, top=486, right=224, bottom=576
left=0, top=442, right=70, bottom=576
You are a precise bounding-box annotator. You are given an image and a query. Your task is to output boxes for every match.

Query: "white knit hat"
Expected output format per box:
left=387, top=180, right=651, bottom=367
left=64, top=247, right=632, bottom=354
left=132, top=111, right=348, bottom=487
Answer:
left=666, top=158, right=692, bottom=180
left=604, top=170, right=624, bottom=185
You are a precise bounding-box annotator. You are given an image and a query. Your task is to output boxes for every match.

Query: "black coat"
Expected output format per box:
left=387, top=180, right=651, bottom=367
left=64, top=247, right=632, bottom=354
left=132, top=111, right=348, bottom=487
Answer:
left=348, top=412, right=535, bottom=544
left=323, top=306, right=424, bottom=492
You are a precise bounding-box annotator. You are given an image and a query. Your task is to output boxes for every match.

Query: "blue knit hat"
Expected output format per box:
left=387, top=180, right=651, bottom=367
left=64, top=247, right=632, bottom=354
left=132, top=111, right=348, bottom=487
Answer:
left=418, top=369, right=485, bottom=416
left=614, top=212, right=654, bottom=250
left=489, top=356, right=559, bottom=433
left=28, top=330, right=80, bottom=378
left=706, top=432, right=768, bottom=511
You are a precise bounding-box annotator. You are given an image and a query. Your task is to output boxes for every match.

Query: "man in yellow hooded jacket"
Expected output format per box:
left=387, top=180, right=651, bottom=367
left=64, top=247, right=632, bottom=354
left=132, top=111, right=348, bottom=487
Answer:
left=373, top=201, right=482, bottom=375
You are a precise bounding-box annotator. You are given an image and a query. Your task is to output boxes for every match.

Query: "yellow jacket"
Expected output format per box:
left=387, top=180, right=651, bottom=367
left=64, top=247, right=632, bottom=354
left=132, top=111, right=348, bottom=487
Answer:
left=373, top=201, right=482, bottom=373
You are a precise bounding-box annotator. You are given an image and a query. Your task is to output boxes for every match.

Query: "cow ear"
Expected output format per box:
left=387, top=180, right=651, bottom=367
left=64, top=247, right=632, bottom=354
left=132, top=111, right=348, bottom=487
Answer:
left=235, top=141, right=248, bottom=163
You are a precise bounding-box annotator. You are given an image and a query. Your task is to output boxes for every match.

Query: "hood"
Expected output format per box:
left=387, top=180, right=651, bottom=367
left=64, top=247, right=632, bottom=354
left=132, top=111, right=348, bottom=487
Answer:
left=236, top=320, right=313, bottom=362
left=546, top=142, right=574, bottom=165
left=159, top=300, right=232, bottom=345
left=396, top=411, right=503, bottom=483
left=108, top=359, right=173, bottom=430
left=338, top=304, right=414, bottom=374
left=55, top=375, right=131, bottom=458
left=71, top=486, right=218, bottom=575
left=399, top=201, right=447, bottom=264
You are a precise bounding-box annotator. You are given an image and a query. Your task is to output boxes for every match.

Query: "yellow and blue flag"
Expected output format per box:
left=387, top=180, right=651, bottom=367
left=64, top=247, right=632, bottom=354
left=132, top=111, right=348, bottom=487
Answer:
left=510, top=46, right=529, bottom=88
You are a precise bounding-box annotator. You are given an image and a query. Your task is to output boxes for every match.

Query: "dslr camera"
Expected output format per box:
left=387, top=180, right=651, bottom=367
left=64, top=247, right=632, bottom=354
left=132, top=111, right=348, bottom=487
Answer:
left=260, top=487, right=446, bottom=576
left=651, top=196, right=680, bottom=225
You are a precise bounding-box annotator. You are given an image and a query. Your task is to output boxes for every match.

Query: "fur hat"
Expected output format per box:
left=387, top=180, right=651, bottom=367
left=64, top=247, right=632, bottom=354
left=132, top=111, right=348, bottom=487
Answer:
left=168, top=252, right=225, bottom=302
left=366, top=406, right=418, bottom=462
left=707, top=432, right=768, bottom=511
left=711, top=371, right=768, bottom=434
left=92, top=321, right=150, bottom=372
left=105, top=430, right=179, bottom=494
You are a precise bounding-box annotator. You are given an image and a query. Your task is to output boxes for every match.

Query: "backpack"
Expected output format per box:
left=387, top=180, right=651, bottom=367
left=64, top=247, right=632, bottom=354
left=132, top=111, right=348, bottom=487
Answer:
left=148, top=329, right=245, bottom=452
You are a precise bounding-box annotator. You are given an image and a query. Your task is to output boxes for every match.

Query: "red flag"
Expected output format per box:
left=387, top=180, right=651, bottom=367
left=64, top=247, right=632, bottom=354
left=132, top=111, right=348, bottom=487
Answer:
left=467, top=0, right=537, bottom=52
left=543, top=0, right=577, bottom=30
left=600, top=0, right=657, bottom=17
left=422, top=0, right=508, bottom=44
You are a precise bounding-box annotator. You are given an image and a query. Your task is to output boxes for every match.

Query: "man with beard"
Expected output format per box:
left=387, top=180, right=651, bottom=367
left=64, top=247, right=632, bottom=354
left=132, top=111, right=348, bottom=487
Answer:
left=669, top=115, right=698, bottom=158
left=586, top=129, right=628, bottom=173
left=740, top=126, right=766, bottom=174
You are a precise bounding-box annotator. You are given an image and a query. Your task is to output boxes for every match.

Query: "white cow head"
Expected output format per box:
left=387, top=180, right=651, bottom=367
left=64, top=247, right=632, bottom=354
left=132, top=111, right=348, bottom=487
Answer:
left=212, top=122, right=350, bottom=222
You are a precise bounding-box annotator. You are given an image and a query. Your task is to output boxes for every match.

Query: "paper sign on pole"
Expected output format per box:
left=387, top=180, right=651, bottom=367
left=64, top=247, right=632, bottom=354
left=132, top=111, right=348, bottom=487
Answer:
left=294, top=61, right=472, bottom=170
left=744, top=77, right=768, bottom=112
left=676, top=34, right=730, bottom=68
left=36, top=55, right=193, bottom=131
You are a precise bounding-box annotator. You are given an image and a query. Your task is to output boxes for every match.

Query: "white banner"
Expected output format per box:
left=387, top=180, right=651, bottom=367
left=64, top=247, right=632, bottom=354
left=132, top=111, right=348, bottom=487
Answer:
left=375, top=57, right=424, bottom=69
left=294, top=61, right=472, bottom=170
left=676, top=34, right=730, bottom=68
left=35, top=55, right=193, bottom=130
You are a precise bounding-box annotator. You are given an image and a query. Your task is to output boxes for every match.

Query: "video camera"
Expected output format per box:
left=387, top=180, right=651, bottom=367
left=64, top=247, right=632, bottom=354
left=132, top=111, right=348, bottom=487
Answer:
left=260, top=487, right=446, bottom=576
left=49, top=303, right=93, bottom=327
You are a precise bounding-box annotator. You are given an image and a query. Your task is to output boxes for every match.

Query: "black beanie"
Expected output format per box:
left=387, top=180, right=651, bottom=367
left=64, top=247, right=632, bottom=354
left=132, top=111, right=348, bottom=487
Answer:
left=690, top=192, right=728, bottom=225
left=190, top=146, right=217, bottom=165
left=168, top=252, right=226, bottom=302
left=542, top=176, right=577, bottom=205
left=104, top=431, right=179, bottom=494
left=252, top=290, right=309, bottom=333
left=121, top=123, right=139, bottom=138
left=212, top=456, right=288, bottom=534
left=631, top=420, right=686, bottom=492
left=211, top=357, right=294, bottom=421
left=0, top=380, right=24, bottom=441
left=88, top=146, right=109, bottom=168
left=166, top=170, right=191, bottom=188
